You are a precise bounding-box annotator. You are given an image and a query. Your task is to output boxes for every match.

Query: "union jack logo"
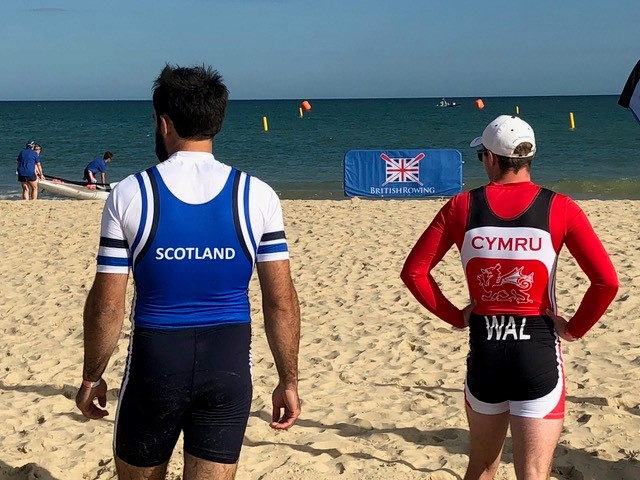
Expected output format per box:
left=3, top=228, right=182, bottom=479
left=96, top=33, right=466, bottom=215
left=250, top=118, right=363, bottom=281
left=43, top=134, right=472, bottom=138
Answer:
left=381, top=153, right=424, bottom=186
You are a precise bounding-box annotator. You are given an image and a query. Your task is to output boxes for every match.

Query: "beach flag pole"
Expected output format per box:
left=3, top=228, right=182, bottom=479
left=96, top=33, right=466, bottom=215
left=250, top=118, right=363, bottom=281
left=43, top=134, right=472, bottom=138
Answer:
left=618, top=59, right=640, bottom=124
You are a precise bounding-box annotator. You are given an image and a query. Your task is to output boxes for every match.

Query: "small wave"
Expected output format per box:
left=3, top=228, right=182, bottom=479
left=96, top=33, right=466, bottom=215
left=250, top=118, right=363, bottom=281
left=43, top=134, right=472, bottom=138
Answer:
left=546, top=178, right=640, bottom=200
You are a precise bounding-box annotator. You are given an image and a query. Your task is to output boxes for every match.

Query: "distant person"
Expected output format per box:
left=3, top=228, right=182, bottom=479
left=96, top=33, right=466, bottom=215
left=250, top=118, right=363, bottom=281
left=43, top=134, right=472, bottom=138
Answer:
left=83, top=151, right=113, bottom=184
left=16, top=140, right=43, bottom=200
left=401, top=115, right=618, bottom=479
left=75, top=65, right=301, bottom=480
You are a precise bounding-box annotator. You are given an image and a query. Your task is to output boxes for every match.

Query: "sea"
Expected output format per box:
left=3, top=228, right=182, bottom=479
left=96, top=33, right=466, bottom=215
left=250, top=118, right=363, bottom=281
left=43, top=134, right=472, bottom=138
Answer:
left=1, top=96, right=639, bottom=200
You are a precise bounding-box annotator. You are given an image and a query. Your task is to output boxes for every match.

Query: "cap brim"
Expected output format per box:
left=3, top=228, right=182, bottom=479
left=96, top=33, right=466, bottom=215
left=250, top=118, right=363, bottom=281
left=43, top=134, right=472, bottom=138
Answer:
left=469, top=136, right=483, bottom=148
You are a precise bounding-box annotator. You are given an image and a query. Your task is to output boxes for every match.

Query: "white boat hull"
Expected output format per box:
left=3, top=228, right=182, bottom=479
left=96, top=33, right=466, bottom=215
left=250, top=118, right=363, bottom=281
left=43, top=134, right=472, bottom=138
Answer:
left=39, top=178, right=111, bottom=200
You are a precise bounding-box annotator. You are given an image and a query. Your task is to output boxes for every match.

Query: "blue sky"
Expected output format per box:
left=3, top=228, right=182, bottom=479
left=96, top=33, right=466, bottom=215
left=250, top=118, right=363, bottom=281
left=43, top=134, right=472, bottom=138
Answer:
left=1, top=0, right=638, bottom=100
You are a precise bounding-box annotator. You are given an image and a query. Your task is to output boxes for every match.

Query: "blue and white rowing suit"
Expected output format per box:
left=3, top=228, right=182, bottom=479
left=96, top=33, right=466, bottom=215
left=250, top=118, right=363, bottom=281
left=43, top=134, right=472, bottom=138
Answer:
left=95, top=151, right=290, bottom=466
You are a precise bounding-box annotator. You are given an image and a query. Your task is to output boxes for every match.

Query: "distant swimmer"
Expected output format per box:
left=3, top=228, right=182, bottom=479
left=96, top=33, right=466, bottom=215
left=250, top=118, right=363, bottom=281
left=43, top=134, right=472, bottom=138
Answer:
left=75, top=65, right=301, bottom=479
left=83, top=151, right=113, bottom=184
left=16, top=140, right=44, bottom=200
left=401, top=115, right=618, bottom=479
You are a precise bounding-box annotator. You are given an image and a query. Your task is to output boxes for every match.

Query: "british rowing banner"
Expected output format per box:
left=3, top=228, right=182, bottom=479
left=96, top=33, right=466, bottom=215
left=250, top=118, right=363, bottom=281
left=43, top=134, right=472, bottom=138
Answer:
left=343, top=149, right=462, bottom=198
left=619, top=59, right=640, bottom=124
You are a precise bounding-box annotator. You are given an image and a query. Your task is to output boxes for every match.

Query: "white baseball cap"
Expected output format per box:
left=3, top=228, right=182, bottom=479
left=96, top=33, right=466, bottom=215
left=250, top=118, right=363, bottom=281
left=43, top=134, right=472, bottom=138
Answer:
left=470, top=115, right=536, bottom=158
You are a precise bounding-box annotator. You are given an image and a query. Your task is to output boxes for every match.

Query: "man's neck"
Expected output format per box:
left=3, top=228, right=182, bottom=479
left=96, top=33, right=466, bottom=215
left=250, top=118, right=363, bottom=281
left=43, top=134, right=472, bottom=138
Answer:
left=167, top=139, right=213, bottom=156
left=490, top=169, right=531, bottom=184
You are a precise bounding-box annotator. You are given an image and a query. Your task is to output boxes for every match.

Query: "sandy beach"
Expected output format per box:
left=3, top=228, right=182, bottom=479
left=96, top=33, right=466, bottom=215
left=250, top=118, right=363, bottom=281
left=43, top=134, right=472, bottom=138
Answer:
left=0, top=198, right=638, bottom=480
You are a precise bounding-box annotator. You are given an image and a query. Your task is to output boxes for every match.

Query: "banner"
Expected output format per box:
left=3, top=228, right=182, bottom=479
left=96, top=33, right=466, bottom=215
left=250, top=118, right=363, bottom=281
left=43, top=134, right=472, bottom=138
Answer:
left=343, top=149, right=462, bottom=198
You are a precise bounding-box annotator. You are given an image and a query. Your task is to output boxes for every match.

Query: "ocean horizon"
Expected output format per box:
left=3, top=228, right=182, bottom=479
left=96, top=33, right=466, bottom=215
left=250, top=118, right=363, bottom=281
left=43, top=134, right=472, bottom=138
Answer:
left=2, top=95, right=639, bottom=200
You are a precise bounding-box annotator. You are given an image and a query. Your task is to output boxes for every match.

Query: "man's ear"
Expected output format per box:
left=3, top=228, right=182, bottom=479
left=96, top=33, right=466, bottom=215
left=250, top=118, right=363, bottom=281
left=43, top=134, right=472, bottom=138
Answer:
left=158, top=114, right=174, bottom=136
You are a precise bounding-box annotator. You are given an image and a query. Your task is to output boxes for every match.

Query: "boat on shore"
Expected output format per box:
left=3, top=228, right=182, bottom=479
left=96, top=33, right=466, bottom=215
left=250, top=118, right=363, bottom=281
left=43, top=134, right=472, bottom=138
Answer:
left=437, top=98, right=461, bottom=108
left=38, top=175, right=113, bottom=200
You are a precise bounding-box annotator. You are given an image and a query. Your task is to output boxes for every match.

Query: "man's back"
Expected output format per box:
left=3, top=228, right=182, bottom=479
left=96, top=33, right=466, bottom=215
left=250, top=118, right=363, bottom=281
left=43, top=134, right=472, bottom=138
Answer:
left=96, top=151, right=288, bottom=326
left=17, top=148, right=39, bottom=176
left=402, top=181, right=618, bottom=336
left=86, top=157, right=106, bottom=173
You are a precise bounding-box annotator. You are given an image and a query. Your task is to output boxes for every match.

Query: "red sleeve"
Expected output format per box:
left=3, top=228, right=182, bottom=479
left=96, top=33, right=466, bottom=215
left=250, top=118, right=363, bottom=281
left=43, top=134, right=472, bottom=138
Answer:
left=400, top=193, right=468, bottom=328
left=550, top=196, right=619, bottom=338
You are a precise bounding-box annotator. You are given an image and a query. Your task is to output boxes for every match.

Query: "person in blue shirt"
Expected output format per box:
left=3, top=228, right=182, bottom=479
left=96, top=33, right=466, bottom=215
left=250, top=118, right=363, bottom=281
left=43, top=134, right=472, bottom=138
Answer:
left=83, top=151, right=113, bottom=184
left=16, top=141, right=44, bottom=200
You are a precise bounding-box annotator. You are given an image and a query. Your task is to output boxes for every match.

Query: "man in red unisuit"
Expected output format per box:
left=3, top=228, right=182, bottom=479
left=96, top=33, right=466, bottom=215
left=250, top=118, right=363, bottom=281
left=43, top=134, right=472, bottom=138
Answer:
left=401, top=115, right=618, bottom=480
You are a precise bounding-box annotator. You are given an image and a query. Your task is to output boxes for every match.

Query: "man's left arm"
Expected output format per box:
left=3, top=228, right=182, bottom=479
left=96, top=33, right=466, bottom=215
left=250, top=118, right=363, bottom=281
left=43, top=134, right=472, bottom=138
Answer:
left=76, top=272, right=128, bottom=419
left=257, top=259, right=301, bottom=430
left=36, top=160, right=44, bottom=179
left=559, top=199, right=619, bottom=338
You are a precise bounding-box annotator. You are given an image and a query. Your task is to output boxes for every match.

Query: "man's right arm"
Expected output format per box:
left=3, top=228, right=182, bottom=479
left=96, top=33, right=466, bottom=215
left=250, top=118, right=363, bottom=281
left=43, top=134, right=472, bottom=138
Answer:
left=257, top=259, right=301, bottom=430
left=400, top=197, right=467, bottom=328
left=76, top=272, right=128, bottom=419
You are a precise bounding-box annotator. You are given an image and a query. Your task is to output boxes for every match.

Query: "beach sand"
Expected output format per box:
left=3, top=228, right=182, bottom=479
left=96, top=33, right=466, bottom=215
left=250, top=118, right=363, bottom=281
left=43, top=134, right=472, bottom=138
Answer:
left=0, top=198, right=638, bottom=480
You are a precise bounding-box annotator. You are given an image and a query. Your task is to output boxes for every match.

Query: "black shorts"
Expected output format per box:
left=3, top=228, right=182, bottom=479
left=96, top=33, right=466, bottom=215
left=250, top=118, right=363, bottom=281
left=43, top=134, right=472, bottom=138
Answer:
left=465, top=314, right=565, bottom=419
left=114, top=322, right=253, bottom=467
left=18, top=175, right=37, bottom=182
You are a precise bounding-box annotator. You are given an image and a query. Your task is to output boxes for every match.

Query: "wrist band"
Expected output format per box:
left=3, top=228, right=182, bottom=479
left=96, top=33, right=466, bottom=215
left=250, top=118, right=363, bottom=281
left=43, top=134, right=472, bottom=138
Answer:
left=82, top=378, right=102, bottom=389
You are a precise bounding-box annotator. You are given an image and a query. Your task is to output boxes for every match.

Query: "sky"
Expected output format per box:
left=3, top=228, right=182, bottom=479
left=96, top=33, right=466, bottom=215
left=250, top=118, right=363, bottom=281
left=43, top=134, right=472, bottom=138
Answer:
left=1, top=0, right=638, bottom=100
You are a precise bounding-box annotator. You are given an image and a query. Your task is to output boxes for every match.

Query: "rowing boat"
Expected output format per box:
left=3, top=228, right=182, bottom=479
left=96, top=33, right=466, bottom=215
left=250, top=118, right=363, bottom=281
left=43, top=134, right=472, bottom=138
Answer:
left=39, top=176, right=112, bottom=200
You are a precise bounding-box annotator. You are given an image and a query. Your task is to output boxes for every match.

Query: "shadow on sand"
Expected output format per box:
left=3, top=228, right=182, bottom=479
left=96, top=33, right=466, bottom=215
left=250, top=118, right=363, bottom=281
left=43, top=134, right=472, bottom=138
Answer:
left=249, top=404, right=640, bottom=479
left=0, top=459, right=60, bottom=480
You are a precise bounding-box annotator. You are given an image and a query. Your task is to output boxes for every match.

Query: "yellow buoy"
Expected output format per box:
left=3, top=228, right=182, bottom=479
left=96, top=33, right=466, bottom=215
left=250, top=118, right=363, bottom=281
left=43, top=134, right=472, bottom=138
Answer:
left=515, top=105, right=520, bottom=115
left=299, top=107, right=303, bottom=118
left=262, top=116, right=268, bottom=132
left=569, top=112, right=575, bottom=129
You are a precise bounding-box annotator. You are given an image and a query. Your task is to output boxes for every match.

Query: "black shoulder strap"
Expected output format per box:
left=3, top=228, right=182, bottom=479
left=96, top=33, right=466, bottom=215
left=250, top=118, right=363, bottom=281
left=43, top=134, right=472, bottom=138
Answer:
left=133, top=167, right=161, bottom=268
left=467, top=186, right=554, bottom=231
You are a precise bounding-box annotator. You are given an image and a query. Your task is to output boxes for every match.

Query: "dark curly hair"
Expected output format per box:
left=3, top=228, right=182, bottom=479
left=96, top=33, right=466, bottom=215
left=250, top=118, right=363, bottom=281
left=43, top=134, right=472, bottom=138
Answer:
left=152, top=64, right=229, bottom=140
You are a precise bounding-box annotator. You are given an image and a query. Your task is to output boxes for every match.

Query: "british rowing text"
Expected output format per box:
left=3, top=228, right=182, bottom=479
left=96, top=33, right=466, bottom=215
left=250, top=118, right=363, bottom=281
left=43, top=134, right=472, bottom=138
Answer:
left=484, top=315, right=531, bottom=340
left=369, top=186, right=436, bottom=195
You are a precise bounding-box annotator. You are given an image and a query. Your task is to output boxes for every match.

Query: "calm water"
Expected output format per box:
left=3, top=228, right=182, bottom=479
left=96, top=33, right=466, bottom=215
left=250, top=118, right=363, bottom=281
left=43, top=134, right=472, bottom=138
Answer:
left=1, top=96, right=639, bottom=200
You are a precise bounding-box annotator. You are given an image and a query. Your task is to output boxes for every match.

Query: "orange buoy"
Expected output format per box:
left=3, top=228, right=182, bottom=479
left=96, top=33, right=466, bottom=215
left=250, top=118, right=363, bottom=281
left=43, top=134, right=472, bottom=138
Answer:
left=475, top=98, right=485, bottom=110
left=301, top=100, right=312, bottom=111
